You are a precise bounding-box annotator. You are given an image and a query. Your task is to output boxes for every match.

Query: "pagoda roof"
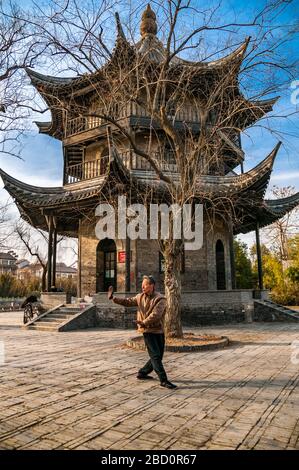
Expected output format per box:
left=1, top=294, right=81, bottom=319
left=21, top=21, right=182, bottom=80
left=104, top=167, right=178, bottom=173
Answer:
left=228, top=95, right=279, bottom=129
left=1, top=141, right=295, bottom=236
left=34, top=121, right=53, bottom=135
left=135, top=32, right=250, bottom=69
left=0, top=142, right=279, bottom=206
left=26, top=36, right=250, bottom=95
left=0, top=156, right=121, bottom=236
left=265, top=192, right=299, bottom=215
left=0, top=169, right=107, bottom=207
left=26, top=6, right=266, bottom=139
left=193, top=142, right=280, bottom=200
left=25, top=68, right=76, bottom=88
left=234, top=192, right=299, bottom=234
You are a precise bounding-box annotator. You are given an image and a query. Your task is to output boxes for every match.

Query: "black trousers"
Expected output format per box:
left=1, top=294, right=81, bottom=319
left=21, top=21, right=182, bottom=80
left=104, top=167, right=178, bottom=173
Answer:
left=139, top=333, right=167, bottom=383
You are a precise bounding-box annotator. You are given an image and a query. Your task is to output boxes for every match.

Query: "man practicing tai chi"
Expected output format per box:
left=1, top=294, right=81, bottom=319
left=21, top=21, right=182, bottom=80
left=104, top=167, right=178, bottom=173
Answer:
left=107, top=275, right=177, bottom=389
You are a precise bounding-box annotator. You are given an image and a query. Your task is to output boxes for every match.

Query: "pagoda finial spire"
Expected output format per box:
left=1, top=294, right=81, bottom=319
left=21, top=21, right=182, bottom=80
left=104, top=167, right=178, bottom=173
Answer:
left=115, top=12, right=126, bottom=40
left=140, top=4, right=157, bottom=38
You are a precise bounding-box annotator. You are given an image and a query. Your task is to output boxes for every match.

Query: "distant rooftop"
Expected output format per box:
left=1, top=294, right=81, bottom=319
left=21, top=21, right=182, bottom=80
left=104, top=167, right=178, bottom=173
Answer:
left=0, top=252, right=17, bottom=260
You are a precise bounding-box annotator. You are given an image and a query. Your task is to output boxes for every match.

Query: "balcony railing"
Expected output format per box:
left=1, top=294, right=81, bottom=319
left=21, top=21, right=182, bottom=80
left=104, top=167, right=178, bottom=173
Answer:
left=65, top=116, right=102, bottom=138
left=65, top=150, right=178, bottom=184
left=64, top=102, right=200, bottom=138
left=123, top=150, right=177, bottom=173
left=66, top=158, right=108, bottom=184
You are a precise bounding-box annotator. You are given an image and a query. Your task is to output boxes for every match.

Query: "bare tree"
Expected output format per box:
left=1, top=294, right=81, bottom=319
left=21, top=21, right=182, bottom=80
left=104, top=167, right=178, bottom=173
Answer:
left=262, top=185, right=299, bottom=265
left=0, top=1, right=43, bottom=158
left=0, top=198, right=15, bottom=249
left=4, top=0, right=299, bottom=337
left=13, top=220, right=66, bottom=291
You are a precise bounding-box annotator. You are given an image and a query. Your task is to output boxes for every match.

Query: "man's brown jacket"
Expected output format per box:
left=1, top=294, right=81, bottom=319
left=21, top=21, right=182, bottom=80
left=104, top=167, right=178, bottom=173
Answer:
left=113, top=291, right=166, bottom=334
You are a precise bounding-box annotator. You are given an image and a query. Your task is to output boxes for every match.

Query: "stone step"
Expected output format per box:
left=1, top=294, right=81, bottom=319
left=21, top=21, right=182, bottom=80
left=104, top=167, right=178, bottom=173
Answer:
left=58, top=308, right=81, bottom=314
left=46, top=314, right=75, bottom=320
left=65, top=303, right=89, bottom=308
left=32, top=321, right=62, bottom=327
left=50, top=311, right=79, bottom=316
left=36, top=318, right=65, bottom=323
left=24, top=303, right=94, bottom=331
left=27, top=325, right=59, bottom=331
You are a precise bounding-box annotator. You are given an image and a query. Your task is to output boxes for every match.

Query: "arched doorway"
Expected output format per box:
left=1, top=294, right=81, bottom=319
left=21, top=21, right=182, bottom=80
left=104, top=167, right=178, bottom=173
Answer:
left=96, top=239, right=117, bottom=292
left=216, top=239, right=226, bottom=290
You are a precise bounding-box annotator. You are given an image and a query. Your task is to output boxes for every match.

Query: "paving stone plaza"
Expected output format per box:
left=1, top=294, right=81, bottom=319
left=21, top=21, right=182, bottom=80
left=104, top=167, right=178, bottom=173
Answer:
left=0, top=312, right=299, bottom=450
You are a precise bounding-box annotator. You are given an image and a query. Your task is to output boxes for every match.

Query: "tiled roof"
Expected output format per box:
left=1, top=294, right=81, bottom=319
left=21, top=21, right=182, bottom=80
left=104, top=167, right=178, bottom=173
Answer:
left=2, top=141, right=297, bottom=235
left=0, top=252, right=17, bottom=260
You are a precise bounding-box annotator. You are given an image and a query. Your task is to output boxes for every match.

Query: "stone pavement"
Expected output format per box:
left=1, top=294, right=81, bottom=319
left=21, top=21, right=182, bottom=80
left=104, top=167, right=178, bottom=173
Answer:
left=0, top=316, right=299, bottom=450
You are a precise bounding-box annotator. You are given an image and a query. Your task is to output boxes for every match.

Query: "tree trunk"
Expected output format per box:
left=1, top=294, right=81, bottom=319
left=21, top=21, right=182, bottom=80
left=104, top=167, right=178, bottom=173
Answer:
left=163, top=239, right=183, bottom=338
left=42, top=266, right=47, bottom=292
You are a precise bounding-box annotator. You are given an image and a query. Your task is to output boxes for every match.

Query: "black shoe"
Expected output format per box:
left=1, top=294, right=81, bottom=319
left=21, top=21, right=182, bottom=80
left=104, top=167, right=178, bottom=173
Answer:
left=137, top=373, right=154, bottom=380
left=160, top=380, right=177, bottom=389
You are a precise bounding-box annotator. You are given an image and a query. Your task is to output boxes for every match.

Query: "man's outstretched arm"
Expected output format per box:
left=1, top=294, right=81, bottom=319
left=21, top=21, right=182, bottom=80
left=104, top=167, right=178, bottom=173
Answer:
left=107, top=286, right=138, bottom=307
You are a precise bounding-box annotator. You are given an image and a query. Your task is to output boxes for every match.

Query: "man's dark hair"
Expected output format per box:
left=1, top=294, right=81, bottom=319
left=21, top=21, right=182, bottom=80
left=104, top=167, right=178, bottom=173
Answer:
left=142, top=275, right=156, bottom=285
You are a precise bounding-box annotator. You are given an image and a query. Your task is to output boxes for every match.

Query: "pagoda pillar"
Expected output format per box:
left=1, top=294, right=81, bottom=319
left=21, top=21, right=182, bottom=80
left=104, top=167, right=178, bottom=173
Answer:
left=77, top=219, right=82, bottom=298
left=46, top=215, right=54, bottom=292
left=229, top=221, right=236, bottom=289
left=125, top=236, right=131, bottom=292
left=51, top=221, right=57, bottom=288
left=255, top=221, right=264, bottom=290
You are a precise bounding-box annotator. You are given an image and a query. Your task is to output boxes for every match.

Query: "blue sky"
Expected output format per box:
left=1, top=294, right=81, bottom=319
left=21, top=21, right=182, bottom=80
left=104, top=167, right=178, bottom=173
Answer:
left=1, top=0, right=299, bottom=255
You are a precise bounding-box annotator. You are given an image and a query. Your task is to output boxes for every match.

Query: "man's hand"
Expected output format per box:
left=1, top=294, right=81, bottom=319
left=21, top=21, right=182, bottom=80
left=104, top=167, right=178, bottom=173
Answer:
left=136, top=320, right=146, bottom=328
left=107, top=286, right=114, bottom=300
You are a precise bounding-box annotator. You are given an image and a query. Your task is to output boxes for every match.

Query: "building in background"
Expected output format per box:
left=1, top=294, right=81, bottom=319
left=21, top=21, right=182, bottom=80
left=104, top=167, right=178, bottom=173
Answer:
left=0, top=252, right=17, bottom=275
left=17, top=261, right=77, bottom=281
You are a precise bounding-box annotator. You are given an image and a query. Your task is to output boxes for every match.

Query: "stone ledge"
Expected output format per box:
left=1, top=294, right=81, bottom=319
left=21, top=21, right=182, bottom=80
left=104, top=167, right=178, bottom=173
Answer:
left=126, top=334, right=230, bottom=352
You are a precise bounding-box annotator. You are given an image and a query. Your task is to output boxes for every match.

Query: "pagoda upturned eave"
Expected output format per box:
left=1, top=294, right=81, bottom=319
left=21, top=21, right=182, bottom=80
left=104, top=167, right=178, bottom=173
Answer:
left=265, top=193, right=299, bottom=215
left=26, top=67, right=78, bottom=90
left=0, top=141, right=280, bottom=208
left=0, top=140, right=292, bottom=239
left=234, top=192, right=299, bottom=234
left=26, top=36, right=251, bottom=95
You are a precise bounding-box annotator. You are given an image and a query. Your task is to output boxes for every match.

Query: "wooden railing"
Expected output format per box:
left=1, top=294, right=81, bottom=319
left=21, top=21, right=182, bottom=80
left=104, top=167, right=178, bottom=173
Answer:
left=130, top=102, right=199, bottom=123
left=65, top=151, right=177, bottom=184
left=121, top=150, right=177, bottom=173
left=65, top=116, right=102, bottom=138
left=66, top=158, right=108, bottom=184
left=64, top=102, right=200, bottom=138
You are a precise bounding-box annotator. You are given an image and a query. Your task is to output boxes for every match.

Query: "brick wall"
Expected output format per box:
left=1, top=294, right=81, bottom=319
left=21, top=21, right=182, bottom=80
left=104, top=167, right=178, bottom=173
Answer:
left=79, top=212, right=234, bottom=297
left=95, top=305, right=136, bottom=329
left=92, top=290, right=255, bottom=326
left=79, top=217, right=138, bottom=297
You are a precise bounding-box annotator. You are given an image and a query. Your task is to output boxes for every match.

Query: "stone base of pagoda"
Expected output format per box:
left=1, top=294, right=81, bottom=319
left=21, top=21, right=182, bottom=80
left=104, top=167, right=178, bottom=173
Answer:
left=92, top=289, right=270, bottom=328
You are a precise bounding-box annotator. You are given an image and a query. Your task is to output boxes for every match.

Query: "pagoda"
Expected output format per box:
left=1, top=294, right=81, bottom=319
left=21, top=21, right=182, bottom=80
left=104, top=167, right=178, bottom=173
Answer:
left=1, top=4, right=299, bottom=299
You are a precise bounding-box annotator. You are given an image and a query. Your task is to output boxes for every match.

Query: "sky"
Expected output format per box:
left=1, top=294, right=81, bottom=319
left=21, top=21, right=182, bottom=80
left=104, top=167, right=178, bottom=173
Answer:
left=0, top=0, right=299, bottom=260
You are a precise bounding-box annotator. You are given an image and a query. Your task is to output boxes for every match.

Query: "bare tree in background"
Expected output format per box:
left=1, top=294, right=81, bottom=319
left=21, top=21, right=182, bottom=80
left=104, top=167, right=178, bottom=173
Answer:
left=2, top=0, right=299, bottom=337
left=0, top=198, right=14, bottom=249
left=263, top=185, right=299, bottom=266
left=0, top=1, right=43, bottom=158
left=13, top=220, right=67, bottom=291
